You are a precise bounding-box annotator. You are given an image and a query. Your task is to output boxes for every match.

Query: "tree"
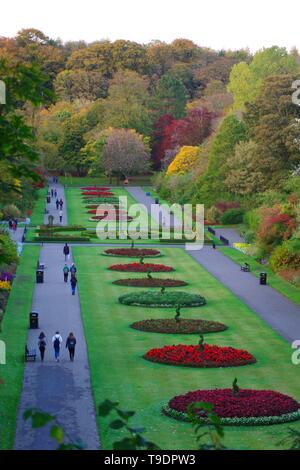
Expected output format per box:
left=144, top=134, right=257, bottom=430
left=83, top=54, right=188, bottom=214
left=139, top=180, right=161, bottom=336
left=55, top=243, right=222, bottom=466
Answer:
left=167, top=146, right=201, bottom=175
left=151, top=114, right=175, bottom=169
left=167, top=107, right=216, bottom=148
left=103, top=70, right=152, bottom=136
left=228, top=46, right=299, bottom=110
left=102, top=128, right=150, bottom=183
left=153, top=73, right=187, bottom=119
left=58, top=113, right=89, bottom=175
left=225, top=140, right=266, bottom=195
left=54, top=69, right=108, bottom=101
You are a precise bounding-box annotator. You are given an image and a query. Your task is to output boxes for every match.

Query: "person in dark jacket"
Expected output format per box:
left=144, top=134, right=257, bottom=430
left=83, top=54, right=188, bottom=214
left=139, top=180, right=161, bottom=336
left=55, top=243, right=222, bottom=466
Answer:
left=63, top=243, right=70, bottom=261
left=63, top=264, right=70, bottom=282
left=56, top=199, right=59, bottom=210
left=38, top=332, right=46, bottom=362
left=66, top=333, right=77, bottom=361
left=70, top=276, right=77, bottom=295
left=70, top=263, right=77, bottom=278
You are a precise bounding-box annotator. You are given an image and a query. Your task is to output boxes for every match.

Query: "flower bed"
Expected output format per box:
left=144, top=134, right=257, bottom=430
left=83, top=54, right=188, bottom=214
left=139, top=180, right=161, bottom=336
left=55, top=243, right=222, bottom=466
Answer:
left=86, top=205, right=123, bottom=210
left=113, top=278, right=187, bottom=287
left=109, top=263, right=174, bottom=273
left=162, top=388, right=300, bottom=425
left=103, top=248, right=161, bottom=258
left=87, top=209, right=128, bottom=215
left=90, top=215, right=133, bottom=221
left=81, top=187, right=110, bottom=191
left=0, top=280, right=11, bottom=291
left=83, top=198, right=121, bottom=204
left=131, top=319, right=227, bottom=334
left=119, top=291, right=206, bottom=307
left=82, top=191, right=114, bottom=197
left=144, top=344, right=255, bottom=367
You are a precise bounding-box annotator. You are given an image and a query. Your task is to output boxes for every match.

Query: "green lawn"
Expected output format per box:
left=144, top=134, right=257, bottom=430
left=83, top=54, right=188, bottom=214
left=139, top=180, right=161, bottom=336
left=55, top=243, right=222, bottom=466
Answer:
left=73, top=246, right=300, bottom=450
left=220, top=247, right=300, bottom=307
left=60, top=176, right=152, bottom=187
left=30, top=189, right=46, bottom=226
left=0, top=245, right=40, bottom=449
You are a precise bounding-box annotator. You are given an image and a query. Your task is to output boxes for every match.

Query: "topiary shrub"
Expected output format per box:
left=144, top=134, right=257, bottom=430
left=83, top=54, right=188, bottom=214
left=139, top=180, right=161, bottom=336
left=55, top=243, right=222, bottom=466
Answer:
left=119, top=291, right=206, bottom=307
left=220, top=208, right=244, bottom=225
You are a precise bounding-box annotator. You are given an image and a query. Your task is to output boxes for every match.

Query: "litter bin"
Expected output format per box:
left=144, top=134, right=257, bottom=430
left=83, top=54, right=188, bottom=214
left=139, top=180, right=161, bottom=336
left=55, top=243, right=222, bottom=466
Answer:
left=46, top=196, right=51, bottom=204
left=260, top=272, right=267, bottom=285
left=36, top=269, right=44, bottom=284
left=29, top=311, right=39, bottom=329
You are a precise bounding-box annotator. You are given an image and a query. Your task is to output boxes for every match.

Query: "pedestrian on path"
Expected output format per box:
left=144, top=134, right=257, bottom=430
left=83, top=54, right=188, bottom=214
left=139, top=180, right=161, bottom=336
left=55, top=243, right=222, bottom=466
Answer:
left=63, top=243, right=70, bottom=261
left=66, top=333, right=77, bottom=361
left=59, top=209, right=63, bottom=223
left=51, top=189, right=54, bottom=197
left=56, top=199, right=59, bottom=210
left=70, top=263, right=77, bottom=278
left=38, top=332, right=46, bottom=362
left=59, top=198, right=64, bottom=209
left=54, top=189, right=57, bottom=198
left=52, top=331, right=63, bottom=362
left=70, top=276, right=77, bottom=295
left=63, top=264, right=70, bottom=282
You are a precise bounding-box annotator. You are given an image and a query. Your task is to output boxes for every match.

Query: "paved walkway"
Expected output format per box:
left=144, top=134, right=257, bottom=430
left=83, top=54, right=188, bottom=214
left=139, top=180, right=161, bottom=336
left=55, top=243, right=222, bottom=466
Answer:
left=130, top=187, right=300, bottom=344
left=213, top=228, right=244, bottom=246
left=14, top=183, right=99, bottom=450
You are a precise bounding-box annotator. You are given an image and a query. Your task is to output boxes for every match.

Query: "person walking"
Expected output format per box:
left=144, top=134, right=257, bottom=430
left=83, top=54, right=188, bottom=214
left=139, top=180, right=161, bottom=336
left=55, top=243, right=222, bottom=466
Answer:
left=70, top=276, right=77, bottom=295
left=59, top=198, right=64, bottom=210
left=59, top=209, right=63, bottom=223
left=66, top=333, right=77, bottom=361
left=54, top=189, right=57, bottom=198
left=52, top=331, right=63, bottom=362
left=63, top=264, right=70, bottom=282
left=51, top=189, right=54, bottom=197
left=38, top=332, right=46, bottom=362
left=70, top=263, right=77, bottom=278
left=63, top=243, right=70, bottom=261
left=56, top=199, right=59, bottom=210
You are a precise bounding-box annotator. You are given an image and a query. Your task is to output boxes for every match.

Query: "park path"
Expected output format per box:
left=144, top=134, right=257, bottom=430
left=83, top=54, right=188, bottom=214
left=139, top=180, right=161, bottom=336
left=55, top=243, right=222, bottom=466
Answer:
left=130, top=187, right=300, bottom=344
left=14, top=182, right=99, bottom=450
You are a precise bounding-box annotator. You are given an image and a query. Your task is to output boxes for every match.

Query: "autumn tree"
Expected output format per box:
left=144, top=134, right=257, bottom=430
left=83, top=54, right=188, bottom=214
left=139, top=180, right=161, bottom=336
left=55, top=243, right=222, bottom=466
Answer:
left=151, top=114, right=175, bottom=169
left=102, top=129, right=150, bottom=183
left=167, top=107, right=216, bottom=148
left=54, top=69, right=108, bottom=101
left=167, top=146, right=201, bottom=175
left=153, top=73, right=187, bottom=119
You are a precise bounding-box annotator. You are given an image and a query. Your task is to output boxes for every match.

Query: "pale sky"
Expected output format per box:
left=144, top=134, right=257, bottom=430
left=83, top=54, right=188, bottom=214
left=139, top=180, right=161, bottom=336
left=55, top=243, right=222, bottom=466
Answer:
left=1, top=0, right=299, bottom=52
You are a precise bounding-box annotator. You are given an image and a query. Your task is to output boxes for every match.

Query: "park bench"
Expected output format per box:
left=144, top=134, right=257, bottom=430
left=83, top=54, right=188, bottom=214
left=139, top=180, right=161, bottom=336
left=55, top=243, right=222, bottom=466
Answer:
left=25, top=345, right=36, bottom=362
left=240, top=263, right=250, bottom=272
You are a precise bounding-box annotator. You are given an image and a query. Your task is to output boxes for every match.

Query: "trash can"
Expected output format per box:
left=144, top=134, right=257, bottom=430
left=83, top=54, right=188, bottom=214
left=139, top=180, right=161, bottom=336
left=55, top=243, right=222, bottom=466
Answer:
left=260, top=272, right=267, bottom=285
left=29, top=311, right=39, bottom=329
left=46, top=196, right=51, bottom=204
left=36, top=269, right=44, bottom=284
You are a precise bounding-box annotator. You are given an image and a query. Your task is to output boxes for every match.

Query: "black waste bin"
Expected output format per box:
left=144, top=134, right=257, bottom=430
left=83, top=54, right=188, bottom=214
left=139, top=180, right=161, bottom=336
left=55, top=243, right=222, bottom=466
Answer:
left=46, top=196, right=51, bottom=204
left=36, top=269, right=44, bottom=283
left=260, top=272, right=267, bottom=285
left=29, top=311, right=39, bottom=329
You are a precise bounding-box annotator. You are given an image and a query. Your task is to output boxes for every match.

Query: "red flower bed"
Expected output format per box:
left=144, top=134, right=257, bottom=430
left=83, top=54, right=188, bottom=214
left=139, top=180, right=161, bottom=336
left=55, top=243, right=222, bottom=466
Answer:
left=104, top=248, right=161, bottom=257
left=109, top=263, right=174, bottom=272
left=82, top=191, right=114, bottom=197
left=91, top=215, right=133, bottom=221
left=87, top=209, right=127, bottom=215
left=81, top=187, right=110, bottom=191
left=144, top=344, right=256, bottom=368
left=167, top=388, right=300, bottom=419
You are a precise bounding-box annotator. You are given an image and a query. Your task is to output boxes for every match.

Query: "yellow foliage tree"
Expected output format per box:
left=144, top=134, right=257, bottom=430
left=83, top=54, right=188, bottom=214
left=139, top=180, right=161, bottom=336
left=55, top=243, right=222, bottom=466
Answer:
left=167, top=146, right=200, bottom=175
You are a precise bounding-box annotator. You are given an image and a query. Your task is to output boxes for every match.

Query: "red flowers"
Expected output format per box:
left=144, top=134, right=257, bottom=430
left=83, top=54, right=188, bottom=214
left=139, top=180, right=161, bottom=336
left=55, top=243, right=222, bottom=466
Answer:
left=87, top=209, right=127, bottom=215
left=81, top=187, right=110, bottom=191
left=144, top=344, right=256, bottom=368
left=168, top=389, right=300, bottom=418
left=109, top=263, right=174, bottom=272
left=82, top=192, right=114, bottom=197
left=104, top=248, right=161, bottom=257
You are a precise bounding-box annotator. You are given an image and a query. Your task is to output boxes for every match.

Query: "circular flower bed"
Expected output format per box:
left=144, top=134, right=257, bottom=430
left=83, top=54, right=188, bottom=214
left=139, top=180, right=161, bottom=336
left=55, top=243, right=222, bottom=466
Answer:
left=131, top=319, right=227, bottom=334
left=113, top=278, right=187, bottom=287
left=109, top=263, right=174, bottom=273
left=119, top=291, right=206, bottom=307
left=103, top=248, right=161, bottom=258
left=162, top=389, right=300, bottom=425
left=144, top=344, right=255, bottom=367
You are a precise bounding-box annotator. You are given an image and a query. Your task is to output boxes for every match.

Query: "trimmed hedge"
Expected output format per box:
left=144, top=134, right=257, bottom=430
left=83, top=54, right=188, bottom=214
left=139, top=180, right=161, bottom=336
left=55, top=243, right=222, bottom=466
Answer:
left=119, top=291, right=206, bottom=307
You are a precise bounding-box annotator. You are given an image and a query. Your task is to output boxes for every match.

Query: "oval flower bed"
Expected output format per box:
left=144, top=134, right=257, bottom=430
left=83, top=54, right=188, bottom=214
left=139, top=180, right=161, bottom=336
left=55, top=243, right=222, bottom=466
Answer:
left=144, top=344, right=255, bottom=367
left=131, top=319, right=227, bottom=334
left=81, top=187, right=110, bottom=191
left=119, top=291, right=206, bottom=307
left=82, top=191, right=114, bottom=197
left=113, top=278, right=187, bottom=287
left=109, top=263, right=174, bottom=273
left=103, top=248, right=161, bottom=258
left=162, top=389, right=300, bottom=425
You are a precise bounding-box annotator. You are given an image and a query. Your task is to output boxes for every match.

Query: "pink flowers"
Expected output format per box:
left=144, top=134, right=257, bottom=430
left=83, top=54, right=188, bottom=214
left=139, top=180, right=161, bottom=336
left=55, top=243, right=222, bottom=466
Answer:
left=168, top=388, right=300, bottom=418
left=144, top=344, right=256, bottom=368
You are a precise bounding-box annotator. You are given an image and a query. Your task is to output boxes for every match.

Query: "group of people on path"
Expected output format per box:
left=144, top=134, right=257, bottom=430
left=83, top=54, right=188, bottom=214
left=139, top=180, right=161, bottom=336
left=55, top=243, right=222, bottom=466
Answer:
left=63, top=244, right=78, bottom=295
left=49, top=186, right=64, bottom=223
left=38, top=331, right=77, bottom=363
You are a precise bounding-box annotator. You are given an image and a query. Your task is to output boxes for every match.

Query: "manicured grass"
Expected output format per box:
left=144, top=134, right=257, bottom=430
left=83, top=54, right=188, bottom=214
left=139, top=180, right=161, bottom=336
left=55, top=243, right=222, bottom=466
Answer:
left=73, top=246, right=300, bottom=450
left=30, top=189, right=46, bottom=226
left=220, top=247, right=300, bottom=307
left=0, top=245, right=40, bottom=449
left=60, top=176, right=152, bottom=187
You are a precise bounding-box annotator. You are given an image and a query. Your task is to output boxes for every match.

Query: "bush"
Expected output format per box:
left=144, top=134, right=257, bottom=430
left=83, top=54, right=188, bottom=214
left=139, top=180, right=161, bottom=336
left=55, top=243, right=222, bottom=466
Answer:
left=244, top=209, right=260, bottom=231
left=269, top=240, right=300, bottom=271
left=220, top=208, right=244, bottom=225
left=2, top=204, right=21, bottom=220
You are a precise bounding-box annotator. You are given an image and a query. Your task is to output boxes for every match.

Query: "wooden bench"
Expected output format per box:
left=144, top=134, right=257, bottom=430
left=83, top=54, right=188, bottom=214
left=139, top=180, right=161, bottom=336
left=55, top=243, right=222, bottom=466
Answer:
left=25, top=346, right=36, bottom=362
left=241, top=263, right=250, bottom=272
